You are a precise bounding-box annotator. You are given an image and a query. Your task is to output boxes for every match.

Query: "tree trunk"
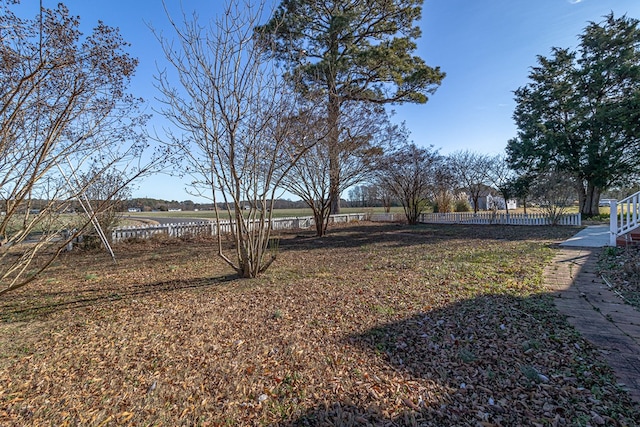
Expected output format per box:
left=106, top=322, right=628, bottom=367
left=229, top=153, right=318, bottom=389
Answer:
left=313, top=208, right=328, bottom=237
left=582, top=183, right=601, bottom=217
left=472, top=195, right=479, bottom=213
left=328, top=94, right=341, bottom=215
left=404, top=203, right=418, bottom=225
left=327, top=32, right=341, bottom=216
left=235, top=208, right=256, bottom=278
left=576, top=184, right=587, bottom=216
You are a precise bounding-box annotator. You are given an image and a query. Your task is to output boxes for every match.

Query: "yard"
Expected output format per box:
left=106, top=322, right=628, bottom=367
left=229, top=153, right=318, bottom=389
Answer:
left=122, top=207, right=406, bottom=223
left=1, top=223, right=638, bottom=426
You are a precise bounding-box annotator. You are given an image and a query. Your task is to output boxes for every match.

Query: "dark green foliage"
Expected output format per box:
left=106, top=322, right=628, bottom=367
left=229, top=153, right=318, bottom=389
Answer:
left=256, top=0, right=445, bottom=214
left=454, top=199, right=471, bottom=212
left=507, top=14, right=640, bottom=216
left=257, top=0, right=444, bottom=104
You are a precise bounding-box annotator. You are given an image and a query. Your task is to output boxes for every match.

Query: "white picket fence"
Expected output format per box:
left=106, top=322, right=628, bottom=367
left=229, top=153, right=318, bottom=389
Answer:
left=369, top=213, right=405, bottom=222
left=111, top=213, right=367, bottom=242
left=418, top=212, right=582, bottom=226
left=112, top=211, right=582, bottom=242
left=609, top=193, right=640, bottom=246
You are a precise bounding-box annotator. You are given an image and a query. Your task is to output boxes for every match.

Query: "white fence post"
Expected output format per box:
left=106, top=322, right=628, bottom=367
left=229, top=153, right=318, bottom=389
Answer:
left=112, top=212, right=367, bottom=242
left=414, top=212, right=582, bottom=226
left=610, top=200, right=618, bottom=246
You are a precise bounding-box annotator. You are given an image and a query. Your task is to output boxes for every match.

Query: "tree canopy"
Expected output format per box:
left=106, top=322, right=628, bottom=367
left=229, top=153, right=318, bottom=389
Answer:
left=281, top=102, right=393, bottom=236
left=506, top=13, right=640, bottom=216
left=155, top=0, right=315, bottom=277
left=256, top=0, right=445, bottom=214
left=448, top=151, right=493, bottom=214
left=0, top=1, right=151, bottom=295
left=377, top=143, right=440, bottom=225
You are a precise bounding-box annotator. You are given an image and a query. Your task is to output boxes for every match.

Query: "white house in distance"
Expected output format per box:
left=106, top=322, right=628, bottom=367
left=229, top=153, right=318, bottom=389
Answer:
left=461, top=185, right=517, bottom=211
left=486, top=193, right=517, bottom=210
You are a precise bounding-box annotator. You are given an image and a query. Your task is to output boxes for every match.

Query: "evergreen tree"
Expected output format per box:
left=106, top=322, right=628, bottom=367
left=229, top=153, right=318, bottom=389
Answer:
left=507, top=14, right=640, bottom=216
left=256, top=0, right=445, bottom=213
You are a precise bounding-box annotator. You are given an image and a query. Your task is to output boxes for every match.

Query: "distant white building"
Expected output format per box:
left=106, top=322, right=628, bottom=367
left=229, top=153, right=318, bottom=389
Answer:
left=461, top=185, right=517, bottom=211
left=487, top=194, right=517, bottom=210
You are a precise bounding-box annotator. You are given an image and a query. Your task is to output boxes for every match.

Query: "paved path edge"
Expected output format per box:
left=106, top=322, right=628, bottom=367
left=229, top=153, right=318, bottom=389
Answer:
left=544, top=246, right=640, bottom=403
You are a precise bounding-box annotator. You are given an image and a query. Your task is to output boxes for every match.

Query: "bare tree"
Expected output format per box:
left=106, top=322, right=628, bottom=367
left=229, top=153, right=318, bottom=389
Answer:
left=376, top=182, right=395, bottom=213
left=348, top=186, right=364, bottom=207
left=431, top=158, right=457, bottom=213
left=155, top=0, right=313, bottom=277
left=282, top=134, right=333, bottom=237
left=378, top=144, right=440, bottom=225
left=363, top=185, right=381, bottom=207
left=348, top=184, right=379, bottom=208
left=531, top=170, right=577, bottom=225
left=0, top=2, right=153, bottom=296
left=488, top=155, right=517, bottom=215
left=350, top=182, right=394, bottom=210
left=449, top=150, right=493, bottom=213
left=282, top=103, right=392, bottom=236
left=78, top=166, right=133, bottom=246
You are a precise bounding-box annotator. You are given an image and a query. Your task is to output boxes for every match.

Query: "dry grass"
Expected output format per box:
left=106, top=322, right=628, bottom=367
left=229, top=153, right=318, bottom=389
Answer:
left=1, top=223, right=638, bottom=426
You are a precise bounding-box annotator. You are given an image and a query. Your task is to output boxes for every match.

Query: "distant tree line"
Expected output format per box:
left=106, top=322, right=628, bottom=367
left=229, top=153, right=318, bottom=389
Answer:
left=122, top=198, right=318, bottom=212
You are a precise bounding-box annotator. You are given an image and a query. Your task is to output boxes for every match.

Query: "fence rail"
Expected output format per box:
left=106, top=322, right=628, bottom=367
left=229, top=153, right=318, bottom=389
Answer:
left=369, top=213, right=405, bottom=222
left=112, top=211, right=582, bottom=242
left=610, top=194, right=640, bottom=246
left=111, top=213, right=368, bottom=242
left=418, top=212, right=582, bottom=226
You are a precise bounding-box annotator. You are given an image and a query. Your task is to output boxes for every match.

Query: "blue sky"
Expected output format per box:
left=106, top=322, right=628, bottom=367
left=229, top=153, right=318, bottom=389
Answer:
left=15, top=0, right=640, bottom=202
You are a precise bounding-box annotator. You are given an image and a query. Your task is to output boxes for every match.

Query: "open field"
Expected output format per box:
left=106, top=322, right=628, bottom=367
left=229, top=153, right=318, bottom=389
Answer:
left=122, top=205, right=612, bottom=225
left=1, top=223, right=638, bottom=426
left=124, top=207, right=406, bottom=221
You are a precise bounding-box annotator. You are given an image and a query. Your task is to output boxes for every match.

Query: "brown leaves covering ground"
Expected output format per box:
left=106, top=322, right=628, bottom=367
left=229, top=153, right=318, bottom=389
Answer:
left=599, top=246, right=640, bottom=311
left=1, top=223, right=639, bottom=426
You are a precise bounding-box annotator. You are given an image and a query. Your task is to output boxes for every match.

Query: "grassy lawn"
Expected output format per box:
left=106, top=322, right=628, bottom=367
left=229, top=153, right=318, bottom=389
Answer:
left=124, top=206, right=406, bottom=221
left=1, top=223, right=638, bottom=425
left=123, top=205, right=612, bottom=223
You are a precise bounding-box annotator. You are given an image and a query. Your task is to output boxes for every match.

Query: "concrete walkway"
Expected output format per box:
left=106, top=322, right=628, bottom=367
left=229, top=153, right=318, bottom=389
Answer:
left=545, top=228, right=640, bottom=403
left=559, top=224, right=610, bottom=247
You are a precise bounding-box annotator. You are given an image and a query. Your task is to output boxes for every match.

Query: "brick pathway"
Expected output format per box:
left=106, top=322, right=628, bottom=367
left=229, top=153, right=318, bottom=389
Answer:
left=544, top=246, right=640, bottom=403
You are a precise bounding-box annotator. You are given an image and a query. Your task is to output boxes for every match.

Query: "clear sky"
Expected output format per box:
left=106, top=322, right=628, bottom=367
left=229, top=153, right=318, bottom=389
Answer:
left=14, top=0, right=640, bottom=202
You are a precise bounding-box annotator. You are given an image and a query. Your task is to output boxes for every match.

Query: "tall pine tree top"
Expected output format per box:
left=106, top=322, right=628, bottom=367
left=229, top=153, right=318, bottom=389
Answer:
left=256, top=0, right=445, bottom=104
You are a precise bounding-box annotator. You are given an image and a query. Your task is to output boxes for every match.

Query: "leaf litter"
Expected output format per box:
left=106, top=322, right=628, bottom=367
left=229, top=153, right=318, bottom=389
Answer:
left=599, top=245, right=640, bottom=310
left=0, top=223, right=638, bottom=426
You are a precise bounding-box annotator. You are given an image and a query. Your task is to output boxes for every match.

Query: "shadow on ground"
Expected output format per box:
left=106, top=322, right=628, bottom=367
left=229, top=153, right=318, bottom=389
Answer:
left=1, top=223, right=639, bottom=425
left=279, top=222, right=582, bottom=253
left=284, top=293, right=640, bottom=426
left=0, top=274, right=237, bottom=322
left=1, top=223, right=579, bottom=322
